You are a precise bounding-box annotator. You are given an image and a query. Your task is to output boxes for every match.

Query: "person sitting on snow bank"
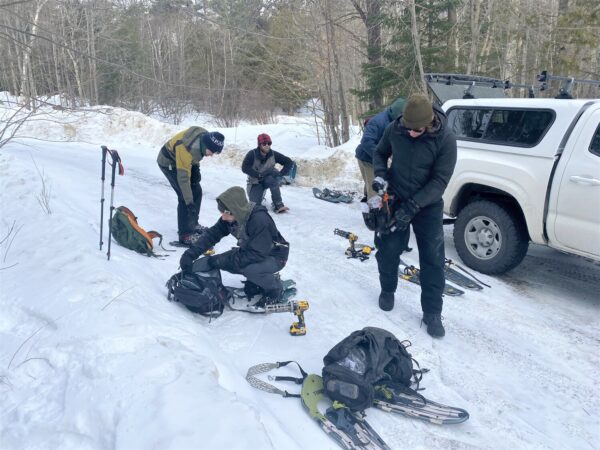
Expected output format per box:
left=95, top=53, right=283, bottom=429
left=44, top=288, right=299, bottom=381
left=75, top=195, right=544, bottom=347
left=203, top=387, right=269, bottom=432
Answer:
left=242, top=133, right=294, bottom=213
left=157, top=127, right=225, bottom=246
left=179, top=186, right=290, bottom=302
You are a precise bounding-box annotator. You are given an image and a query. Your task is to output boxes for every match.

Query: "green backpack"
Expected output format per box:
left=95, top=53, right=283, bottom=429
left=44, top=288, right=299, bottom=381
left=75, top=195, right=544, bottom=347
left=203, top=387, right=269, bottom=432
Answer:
left=110, top=206, right=163, bottom=257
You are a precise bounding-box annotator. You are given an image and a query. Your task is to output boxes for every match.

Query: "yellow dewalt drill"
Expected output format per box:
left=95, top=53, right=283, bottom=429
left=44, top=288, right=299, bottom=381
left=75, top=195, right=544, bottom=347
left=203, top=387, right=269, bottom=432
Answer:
left=333, top=228, right=372, bottom=261
left=265, top=300, right=309, bottom=336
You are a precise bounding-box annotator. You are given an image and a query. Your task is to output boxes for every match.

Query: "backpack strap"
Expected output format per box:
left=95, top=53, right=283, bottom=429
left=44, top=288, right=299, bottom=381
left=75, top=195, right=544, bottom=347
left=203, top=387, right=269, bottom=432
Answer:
left=147, top=230, right=175, bottom=253
left=246, top=361, right=307, bottom=398
left=176, top=126, right=207, bottom=150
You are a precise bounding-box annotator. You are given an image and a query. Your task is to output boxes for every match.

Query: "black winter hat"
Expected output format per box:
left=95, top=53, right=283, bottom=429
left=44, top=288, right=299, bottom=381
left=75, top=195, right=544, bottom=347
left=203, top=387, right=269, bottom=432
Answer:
left=203, top=132, right=225, bottom=153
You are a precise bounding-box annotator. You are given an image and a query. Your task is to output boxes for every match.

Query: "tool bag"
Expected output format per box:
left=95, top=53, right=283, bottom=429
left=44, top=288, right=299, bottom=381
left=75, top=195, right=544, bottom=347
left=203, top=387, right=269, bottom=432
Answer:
left=361, top=196, right=392, bottom=233
left=166, top=259, right=229, bottom=317
left=109, top=206, right=163, bottom=256
left=322, top=327, right=423, bottom=411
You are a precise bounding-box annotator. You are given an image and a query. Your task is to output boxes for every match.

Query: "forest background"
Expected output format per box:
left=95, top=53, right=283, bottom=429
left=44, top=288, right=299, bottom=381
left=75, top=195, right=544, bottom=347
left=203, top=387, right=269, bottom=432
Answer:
left=1, top=0, right=599, bottom=147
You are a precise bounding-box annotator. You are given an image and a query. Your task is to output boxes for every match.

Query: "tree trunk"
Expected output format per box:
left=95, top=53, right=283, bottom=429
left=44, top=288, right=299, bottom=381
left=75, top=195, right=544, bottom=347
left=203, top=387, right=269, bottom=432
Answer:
left=326, top=0, right=349, bottom=142
left=447, top=2, right=458, bottom=71
left=467, top=0, right=482, bottom=75
left=351, top=0, right=383, bottom=109
left=19, top=0, right=49, bottom=108
left=408, top=0, right=427, bottom=92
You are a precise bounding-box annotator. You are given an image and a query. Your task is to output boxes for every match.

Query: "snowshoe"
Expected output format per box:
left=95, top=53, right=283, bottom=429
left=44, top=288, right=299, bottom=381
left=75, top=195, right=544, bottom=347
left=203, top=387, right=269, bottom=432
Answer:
left=301, top=374, right=391, bottom=450
left=373, top=383, right=469, bottom=425
left=444, top=259, right=487, bottom=290
left=227, top=279, right=297, bottom=313
left=313, top=187, right=354, bottom=204
left=399, top=259, right=464, bottom=296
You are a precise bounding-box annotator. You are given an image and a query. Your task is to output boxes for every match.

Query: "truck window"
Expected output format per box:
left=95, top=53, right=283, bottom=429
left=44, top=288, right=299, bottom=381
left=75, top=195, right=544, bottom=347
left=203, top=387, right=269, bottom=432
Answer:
left=447, top=107, right=554, bottom=147
left=448, top=108, right=492, bottom=139
left=590, top=124, right=600, bottom=157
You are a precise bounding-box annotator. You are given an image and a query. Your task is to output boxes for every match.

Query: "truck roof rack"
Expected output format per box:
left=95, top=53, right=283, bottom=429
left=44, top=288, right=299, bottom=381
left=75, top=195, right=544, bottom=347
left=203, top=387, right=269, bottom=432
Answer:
left=425, top=73, right=536, bottom=104
left=425, top=71, right=600, bottom=103
left=537, top=71, right=600, bottom=99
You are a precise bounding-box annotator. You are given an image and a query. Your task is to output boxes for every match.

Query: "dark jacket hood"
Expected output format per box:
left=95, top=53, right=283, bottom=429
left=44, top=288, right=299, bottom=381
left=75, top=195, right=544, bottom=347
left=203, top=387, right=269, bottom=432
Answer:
left=217, top=187, right=254, bottom=229
left=388, top=98, right=406, bottom=121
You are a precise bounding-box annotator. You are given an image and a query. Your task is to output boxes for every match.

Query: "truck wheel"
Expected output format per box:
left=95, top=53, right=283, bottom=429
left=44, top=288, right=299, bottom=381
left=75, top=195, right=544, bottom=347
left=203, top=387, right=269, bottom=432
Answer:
left=454, top=200, right=529, bottom=275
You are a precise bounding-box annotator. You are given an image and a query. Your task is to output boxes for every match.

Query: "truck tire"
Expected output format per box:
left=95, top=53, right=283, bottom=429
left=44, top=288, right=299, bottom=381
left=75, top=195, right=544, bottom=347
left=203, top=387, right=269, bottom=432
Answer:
left=454, top=200, right=529, bottom=275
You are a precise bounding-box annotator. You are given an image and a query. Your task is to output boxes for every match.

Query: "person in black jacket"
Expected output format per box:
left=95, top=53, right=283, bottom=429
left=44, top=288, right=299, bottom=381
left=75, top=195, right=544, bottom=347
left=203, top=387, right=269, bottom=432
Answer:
left=242, top=133, right=294, bottom=213
left=372, top=94, right=457, bottom=338
left=179, top=186, right=290, bottom=302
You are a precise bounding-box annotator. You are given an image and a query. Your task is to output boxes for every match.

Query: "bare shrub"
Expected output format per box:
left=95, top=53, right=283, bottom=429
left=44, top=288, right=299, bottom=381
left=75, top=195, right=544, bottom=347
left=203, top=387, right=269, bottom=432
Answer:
left=31, top=156, right=52, bottom=215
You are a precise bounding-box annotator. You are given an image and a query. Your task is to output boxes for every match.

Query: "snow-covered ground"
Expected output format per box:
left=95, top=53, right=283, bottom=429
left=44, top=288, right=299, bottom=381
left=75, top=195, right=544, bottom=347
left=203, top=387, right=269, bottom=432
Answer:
left=1, top=98, right=598, bottom=450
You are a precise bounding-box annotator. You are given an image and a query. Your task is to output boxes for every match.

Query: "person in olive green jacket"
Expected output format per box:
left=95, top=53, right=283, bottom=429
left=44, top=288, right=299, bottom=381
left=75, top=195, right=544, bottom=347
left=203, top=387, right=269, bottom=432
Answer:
left=157, top=127, right=225, bottom=245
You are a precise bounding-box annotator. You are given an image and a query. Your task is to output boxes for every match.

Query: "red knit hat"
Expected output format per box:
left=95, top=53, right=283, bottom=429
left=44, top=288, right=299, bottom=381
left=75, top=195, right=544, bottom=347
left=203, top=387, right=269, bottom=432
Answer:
left=257, top=133, right=272, bottom=146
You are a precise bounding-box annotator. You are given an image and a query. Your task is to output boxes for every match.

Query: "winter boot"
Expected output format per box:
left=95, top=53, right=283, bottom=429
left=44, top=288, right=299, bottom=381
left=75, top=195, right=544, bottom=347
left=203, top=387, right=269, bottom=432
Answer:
left=194, top=224, right=209, bottom=234
left=422, top=313, right=445, bottom=338
left=274, top=203, right=289, bottom=214
left=243, top=280, right=264, bottom=299
left=378, top=291, right=395, bottom=311
left=257, top=287, right=283, bottom=308
left=179, top=233, right=200, bottom=246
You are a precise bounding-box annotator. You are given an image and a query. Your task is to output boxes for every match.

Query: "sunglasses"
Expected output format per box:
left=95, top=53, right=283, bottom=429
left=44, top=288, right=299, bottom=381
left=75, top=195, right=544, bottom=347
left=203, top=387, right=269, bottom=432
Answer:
left=408, top=127, right=426, bottom=133
left=260, top=141, right=272, bottom=146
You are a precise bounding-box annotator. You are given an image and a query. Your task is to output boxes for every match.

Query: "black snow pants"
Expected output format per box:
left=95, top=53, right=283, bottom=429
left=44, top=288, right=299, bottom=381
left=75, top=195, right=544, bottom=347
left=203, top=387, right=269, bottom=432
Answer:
left=248, top=174, right=283, bottom=207
left=375, top=200, right=445, bottom=314
left=229, top=256, right=286, bottom=299
left=159, top=163, right=202, bottom=238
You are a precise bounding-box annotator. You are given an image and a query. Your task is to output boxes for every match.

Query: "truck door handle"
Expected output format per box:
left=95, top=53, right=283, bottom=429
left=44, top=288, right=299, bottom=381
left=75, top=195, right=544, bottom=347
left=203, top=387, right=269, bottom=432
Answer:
left=569, top=175, right=600, bottom=186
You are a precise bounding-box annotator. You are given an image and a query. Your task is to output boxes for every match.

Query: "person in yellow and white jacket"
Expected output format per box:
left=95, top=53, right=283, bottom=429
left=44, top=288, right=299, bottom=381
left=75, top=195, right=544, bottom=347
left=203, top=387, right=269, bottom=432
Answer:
left=157, top=127, right=225, bottom=245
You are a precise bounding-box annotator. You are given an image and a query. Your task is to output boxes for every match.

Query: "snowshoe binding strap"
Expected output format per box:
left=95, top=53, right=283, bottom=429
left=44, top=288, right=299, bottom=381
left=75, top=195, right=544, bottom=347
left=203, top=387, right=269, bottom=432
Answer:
left=246, top=361, right=307, bottom=398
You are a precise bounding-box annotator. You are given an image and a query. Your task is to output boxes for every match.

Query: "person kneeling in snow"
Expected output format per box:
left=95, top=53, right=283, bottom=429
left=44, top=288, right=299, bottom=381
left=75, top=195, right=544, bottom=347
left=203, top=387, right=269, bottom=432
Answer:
left=242, top=133, right=294, bottom=213
left=179, top=186, right=290, bottom=303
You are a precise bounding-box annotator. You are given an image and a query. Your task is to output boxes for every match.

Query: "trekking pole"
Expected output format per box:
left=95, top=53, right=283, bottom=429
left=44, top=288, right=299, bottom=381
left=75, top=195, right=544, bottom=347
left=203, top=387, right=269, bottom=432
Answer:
left=99, top=146, right=108, bottom=251
left=104, top=148, right=124, bottom=261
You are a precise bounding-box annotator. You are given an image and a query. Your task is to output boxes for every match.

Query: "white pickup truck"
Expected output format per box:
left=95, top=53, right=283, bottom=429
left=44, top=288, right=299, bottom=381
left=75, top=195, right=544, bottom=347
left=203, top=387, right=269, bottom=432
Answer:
left=441, top=98, right=600, bottom=274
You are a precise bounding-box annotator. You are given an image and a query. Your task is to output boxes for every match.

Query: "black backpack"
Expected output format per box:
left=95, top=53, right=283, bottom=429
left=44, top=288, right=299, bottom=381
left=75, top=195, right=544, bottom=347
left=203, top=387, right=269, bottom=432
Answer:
left=322, top=327, right=422, bottom=411
left=166, top=261, right=229, bottom=317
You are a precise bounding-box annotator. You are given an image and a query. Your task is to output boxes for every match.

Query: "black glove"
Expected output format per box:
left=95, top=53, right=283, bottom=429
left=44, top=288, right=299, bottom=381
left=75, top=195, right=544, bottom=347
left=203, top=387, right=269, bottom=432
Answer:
left=206, top=255, right=220, bottom=269
left=372, top=176, right=387, bottom=195
left=180, top=251, right=195, bottom=274
left=269, top=168, right=281, bottom=178
left=392, top=198, right=420, bottom=231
